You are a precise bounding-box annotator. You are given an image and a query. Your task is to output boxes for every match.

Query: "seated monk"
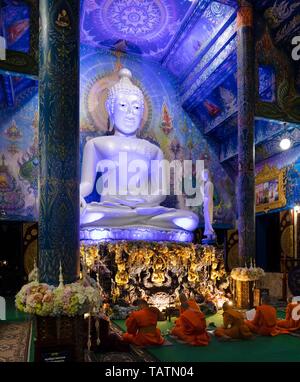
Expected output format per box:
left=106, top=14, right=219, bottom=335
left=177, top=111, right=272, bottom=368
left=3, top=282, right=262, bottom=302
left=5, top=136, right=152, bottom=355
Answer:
left=245, top=296, right=284, bottom=336
left=171, top=293, right=210, bottom=346
left=123, top=299, right=164, bottom=346
left=277, top=296, right=300, bottom=332
left=214, top=302, right=252, bottom=340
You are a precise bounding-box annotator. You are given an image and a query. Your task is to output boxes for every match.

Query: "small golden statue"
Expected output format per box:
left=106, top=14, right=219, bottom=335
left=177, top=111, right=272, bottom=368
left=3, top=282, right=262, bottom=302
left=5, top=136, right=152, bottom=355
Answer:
left=56, top=9, right=71, bottom=28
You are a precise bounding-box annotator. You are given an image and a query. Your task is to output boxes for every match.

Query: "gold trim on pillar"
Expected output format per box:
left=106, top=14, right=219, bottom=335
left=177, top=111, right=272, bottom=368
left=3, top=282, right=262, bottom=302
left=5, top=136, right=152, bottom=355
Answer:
left=255, top=165, right=286, bottom=213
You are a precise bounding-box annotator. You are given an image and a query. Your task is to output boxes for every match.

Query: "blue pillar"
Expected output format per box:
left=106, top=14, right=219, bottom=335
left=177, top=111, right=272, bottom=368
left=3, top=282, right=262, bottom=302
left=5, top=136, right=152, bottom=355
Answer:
left=39, top=0, right=80, bottom=284
left=237, top=0, right=255, bottom=265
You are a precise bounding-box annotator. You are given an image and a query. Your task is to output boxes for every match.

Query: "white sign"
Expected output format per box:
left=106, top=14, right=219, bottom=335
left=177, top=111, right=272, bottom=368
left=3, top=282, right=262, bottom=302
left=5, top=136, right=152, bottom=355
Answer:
left=0, top=296, right=6, bottom=320
left=292, top=305, right=300, bottom=321
left=291, top=36, right=300, bottom=61
left=0, top=36, right=6, bottom=60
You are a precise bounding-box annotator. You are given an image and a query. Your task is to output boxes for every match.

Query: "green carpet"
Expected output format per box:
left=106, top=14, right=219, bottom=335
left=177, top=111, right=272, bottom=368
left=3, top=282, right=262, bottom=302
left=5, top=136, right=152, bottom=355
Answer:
left=113, top=310, right=300, bottom=362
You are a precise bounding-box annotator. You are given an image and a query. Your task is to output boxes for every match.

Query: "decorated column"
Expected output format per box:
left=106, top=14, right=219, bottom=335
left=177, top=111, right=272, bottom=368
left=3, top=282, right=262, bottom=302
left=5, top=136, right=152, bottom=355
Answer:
left=39, top=0, right=80, bottom=284
left=237, top=0, right=255, bottom=264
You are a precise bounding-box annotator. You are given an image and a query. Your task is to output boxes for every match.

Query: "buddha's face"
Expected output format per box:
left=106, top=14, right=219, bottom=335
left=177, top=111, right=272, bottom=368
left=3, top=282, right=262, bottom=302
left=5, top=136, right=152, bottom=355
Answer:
left=113, top=92, right=143, bottom=136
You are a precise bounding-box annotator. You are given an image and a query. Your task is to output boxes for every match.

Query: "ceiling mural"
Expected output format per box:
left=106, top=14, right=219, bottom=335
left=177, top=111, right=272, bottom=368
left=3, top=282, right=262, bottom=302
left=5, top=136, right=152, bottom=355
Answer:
left=0, top=0, right=30, bottom=54
left=166, top=1, right=235, bottom=77
left=81, top=0, right=194, bottom=60
left=220, top=119, right=300, bottom=163
left=195, top=72, right=237, bottom=135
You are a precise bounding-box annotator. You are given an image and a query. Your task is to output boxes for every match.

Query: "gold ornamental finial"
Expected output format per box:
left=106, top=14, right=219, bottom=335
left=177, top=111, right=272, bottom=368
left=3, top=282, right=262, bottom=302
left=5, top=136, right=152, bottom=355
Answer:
left=58, top=261, right=64, bottom=288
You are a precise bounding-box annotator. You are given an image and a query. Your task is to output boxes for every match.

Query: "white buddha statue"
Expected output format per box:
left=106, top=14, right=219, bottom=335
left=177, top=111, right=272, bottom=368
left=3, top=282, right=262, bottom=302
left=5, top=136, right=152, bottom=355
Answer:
left=80, top=68, right=199, bottom=232
left=202, top=169, right=216, bottom=240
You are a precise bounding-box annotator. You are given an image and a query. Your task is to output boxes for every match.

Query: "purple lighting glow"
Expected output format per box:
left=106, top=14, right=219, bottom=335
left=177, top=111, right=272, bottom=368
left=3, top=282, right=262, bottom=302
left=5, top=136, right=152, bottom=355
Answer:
left=80, top=226, right=194, bottom=243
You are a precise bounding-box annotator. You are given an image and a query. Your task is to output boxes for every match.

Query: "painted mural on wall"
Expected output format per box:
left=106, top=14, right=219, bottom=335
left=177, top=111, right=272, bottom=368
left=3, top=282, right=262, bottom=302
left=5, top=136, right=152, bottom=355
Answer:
left=255, top=14, right=300, bottom=123
left=0, top=78, right=38, bottom=221
left=258, top=0, right=300, bottom=90
left=80, top=45, right=236, bottom=227
left=0, top=0, right=30, bottom=54
left=195, top=72, right=237, bottom=134
left=256, top=145, right=300, bottom=211
left=167, top=1, right=235, bottom=78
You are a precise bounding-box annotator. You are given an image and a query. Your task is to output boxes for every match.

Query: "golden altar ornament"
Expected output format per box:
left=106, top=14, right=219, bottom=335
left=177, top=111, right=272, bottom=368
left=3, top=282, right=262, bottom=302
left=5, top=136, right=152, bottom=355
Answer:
left=80, top=241, right=230, bottom=308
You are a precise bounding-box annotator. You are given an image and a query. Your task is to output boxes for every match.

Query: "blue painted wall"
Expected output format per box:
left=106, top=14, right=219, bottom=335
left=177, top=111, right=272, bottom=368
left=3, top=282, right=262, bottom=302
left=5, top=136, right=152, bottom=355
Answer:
left=0, top=77, right=38, bottom=221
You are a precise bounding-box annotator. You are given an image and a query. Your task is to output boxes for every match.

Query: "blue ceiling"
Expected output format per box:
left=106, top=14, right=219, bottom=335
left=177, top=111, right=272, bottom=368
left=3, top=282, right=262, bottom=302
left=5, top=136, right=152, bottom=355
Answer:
left=81, top=0, right=197, bottom=61
left=80, top=0, right=237, bottom=78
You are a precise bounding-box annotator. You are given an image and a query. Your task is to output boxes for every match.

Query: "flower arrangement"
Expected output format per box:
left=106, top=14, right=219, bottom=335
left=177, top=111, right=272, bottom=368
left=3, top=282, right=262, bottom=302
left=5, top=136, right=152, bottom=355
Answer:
left=15, top=282, right=55, bottom=316
left=15, top=262, right=102, bottom=317
left=16, top=281, right=102, bottom=317
left=230, top=266, right=265, bottom=282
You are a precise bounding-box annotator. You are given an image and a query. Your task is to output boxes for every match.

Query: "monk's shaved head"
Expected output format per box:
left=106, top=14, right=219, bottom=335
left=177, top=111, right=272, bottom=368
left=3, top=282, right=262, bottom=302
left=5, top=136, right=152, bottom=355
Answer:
left=135, top=299, right=149, bottom=308
left=179, top=293, right=188, bottom=303
left=261, top=295, right=270, bottom=305
left=179, top=293, right=189, bottom=310
left=222, top=302, right=231, bottom=311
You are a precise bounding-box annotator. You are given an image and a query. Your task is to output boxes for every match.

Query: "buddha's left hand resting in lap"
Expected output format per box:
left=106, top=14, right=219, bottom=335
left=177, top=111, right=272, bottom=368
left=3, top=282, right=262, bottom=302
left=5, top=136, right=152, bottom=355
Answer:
left=80, top=68, right=199, bottom=231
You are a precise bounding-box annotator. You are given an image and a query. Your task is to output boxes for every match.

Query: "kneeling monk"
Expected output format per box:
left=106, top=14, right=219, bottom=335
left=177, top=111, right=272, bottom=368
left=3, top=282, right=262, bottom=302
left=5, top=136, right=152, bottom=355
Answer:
left=277, top=297, right=300, bottom=332
left=123, top=299, right=164, bottom=346
left=171, top=293, right=210, bottom=346
left=245, top=296, right=283, bottom=336
left=214, top=302, right=252, bottom=340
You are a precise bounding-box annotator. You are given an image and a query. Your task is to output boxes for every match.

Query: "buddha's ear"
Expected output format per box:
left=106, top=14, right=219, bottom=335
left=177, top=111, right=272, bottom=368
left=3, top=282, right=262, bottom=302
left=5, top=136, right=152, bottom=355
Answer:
left=105, top=104, right=114, bottom=131
left=105, top=98, right=113, bottom=122
left=108, top=116, right=114, bottom=131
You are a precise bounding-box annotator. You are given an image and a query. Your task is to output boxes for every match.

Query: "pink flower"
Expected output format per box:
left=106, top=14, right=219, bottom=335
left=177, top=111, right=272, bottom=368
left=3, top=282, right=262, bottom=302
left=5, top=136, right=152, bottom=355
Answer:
left=42, top=292, right=53, bottom=303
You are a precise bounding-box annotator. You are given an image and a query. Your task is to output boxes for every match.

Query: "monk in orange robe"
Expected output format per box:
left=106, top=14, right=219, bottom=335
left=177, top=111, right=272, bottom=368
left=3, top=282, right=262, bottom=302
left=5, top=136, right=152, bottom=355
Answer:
left=123, top=299, right=164, bottom=346
left=245, top=296, right=285, bottom=336
left=214, top=302, right=252, bottom=340
left=277, top=297, right=300, bottom=332
left=171, top=293, right=210, bottom=346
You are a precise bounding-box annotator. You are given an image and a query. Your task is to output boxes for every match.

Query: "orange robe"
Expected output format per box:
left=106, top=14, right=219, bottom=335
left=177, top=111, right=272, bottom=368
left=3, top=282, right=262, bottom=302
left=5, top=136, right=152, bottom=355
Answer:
left=214, top=308, right=252, bottom=339
left=277, top=302, right=300, bottom=332
left=123, top=307, right=164, bottom=346
left=245, top=305, right=285, bottom=336
left=171, top=299, right=210, bottom=346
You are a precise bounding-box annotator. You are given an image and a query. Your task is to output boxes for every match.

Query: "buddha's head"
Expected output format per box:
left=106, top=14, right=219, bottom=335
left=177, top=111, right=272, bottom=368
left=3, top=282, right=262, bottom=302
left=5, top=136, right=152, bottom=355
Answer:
left=106, top=68, right=144, bottom=137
